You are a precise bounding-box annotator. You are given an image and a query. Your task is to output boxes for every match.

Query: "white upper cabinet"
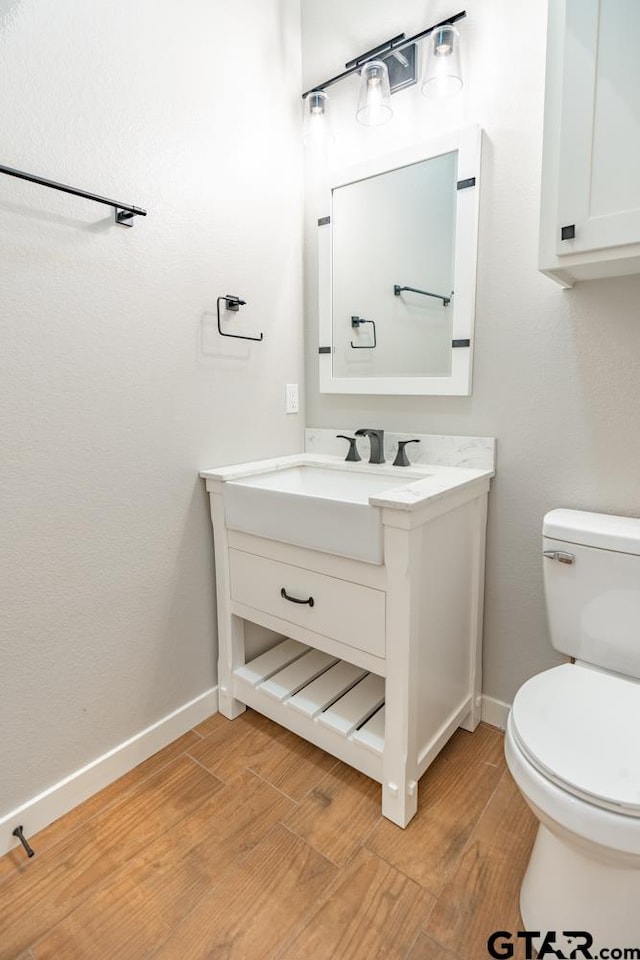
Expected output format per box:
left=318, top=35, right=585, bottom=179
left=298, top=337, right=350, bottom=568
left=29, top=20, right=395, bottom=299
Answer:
left=540, top=0, right=640, bottom=286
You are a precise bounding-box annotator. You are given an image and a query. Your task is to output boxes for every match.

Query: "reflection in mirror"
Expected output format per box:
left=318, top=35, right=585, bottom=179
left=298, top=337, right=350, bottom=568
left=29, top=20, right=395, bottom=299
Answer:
left=332, top=151, right=457, bottom=378
left=318, top=127, right=481, bottom=396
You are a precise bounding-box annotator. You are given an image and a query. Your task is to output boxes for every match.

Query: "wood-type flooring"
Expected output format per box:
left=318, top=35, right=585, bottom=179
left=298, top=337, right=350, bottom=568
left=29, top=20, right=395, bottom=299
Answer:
left=0, top=711, right=537, bottom=960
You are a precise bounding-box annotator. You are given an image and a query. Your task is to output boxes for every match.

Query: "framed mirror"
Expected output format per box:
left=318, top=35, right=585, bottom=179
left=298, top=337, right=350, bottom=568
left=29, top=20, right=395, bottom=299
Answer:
left=318, top=126, right=481, bottom=395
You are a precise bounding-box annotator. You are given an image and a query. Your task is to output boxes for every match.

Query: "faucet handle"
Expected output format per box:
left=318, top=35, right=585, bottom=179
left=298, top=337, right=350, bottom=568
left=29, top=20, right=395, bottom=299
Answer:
left=393, top=439, right=420, bottom=467
left=336, top=434, right=361, bottom=462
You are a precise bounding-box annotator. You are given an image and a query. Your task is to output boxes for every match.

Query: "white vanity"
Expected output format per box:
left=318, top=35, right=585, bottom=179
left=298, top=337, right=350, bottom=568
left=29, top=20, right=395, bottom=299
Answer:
left=201, top=434, right=494, bottom=827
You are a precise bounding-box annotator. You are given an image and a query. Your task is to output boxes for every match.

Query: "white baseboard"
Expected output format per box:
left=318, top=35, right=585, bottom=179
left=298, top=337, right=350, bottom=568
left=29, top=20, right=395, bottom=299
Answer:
left=1, top=686, right=218, bottom=858
left=481, top=694, right=511, bottom=730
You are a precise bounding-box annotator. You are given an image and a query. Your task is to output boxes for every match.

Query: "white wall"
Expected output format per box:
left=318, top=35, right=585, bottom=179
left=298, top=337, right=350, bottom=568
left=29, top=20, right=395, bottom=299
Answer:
left=0, top=0, right=303, bottom=820
left=302, top=0, right=640, bottom=705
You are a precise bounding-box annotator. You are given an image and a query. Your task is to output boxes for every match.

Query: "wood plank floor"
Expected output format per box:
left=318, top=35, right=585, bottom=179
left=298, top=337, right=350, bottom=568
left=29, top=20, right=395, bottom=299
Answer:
left=0, top=712, right=537, bottom=960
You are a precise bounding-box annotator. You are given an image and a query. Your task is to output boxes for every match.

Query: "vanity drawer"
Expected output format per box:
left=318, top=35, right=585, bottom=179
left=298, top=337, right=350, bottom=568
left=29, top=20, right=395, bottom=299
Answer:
left=228, top=548, right=386, bottom=659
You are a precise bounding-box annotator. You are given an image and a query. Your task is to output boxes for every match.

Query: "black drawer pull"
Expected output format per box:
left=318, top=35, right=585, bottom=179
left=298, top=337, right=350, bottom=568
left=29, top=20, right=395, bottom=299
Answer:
left=280, top=587, right=314, bottom=607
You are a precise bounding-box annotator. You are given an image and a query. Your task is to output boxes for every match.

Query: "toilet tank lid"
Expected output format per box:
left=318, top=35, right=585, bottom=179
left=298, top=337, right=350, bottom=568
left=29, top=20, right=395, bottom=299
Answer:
left=544, top=509, right=640, bottom=556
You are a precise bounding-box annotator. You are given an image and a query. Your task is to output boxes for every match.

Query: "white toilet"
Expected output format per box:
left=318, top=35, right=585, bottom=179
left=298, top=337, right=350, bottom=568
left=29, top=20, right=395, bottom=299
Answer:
left=505, top=509, right=640, bottom=951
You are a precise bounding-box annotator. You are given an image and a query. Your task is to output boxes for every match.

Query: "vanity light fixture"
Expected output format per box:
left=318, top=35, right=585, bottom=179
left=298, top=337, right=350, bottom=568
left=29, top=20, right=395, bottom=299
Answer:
left=421, top=24, right=463, bottom=98
left=302, top=90, right=334, bottom=145
left=302, top=10, right=466, bottom=136
left=356, top=60, right=393, bottom=127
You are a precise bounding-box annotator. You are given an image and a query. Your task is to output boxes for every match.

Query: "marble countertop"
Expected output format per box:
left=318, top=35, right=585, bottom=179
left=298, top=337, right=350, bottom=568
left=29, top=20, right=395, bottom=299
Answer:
left=305, top=428, right=496, bottom=471
left=200, top=453, right=494, bottom=512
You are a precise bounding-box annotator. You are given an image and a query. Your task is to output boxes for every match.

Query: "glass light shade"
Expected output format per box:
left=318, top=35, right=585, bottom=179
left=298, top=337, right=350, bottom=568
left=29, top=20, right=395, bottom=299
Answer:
left=303, top=90, right=334, bottom=146
left=421, top=25, right=463, bottom=99
left=356, top=60, right=393, bottom=126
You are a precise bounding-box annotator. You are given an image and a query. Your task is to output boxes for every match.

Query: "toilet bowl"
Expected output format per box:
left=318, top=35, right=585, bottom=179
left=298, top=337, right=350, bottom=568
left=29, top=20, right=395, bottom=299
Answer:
left=507, top=510, right=640, bottom=950
left=506, top=665, right=640, bottom=947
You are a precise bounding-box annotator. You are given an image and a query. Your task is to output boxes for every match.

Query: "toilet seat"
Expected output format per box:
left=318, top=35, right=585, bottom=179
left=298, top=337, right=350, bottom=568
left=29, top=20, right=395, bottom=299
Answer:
left=510, top=663, right=640, bottom=817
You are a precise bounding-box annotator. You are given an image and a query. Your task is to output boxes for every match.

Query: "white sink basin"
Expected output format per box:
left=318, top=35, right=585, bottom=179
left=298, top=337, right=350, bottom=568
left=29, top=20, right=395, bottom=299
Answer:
left=222, top=464, right=421, bottom=564
left=229, top=465, right=414, bottom=502
left=201, top=453, right=494, bottom=565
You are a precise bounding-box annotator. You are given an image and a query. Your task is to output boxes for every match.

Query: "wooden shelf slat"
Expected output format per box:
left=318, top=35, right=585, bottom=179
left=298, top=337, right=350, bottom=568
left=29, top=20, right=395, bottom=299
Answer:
left=259, top=649, right=339, bottom=702
left=287, top=661, right=369, bottom=719
left=352, top=706, right=385, bottom=756
left=234, top=638, right=309, bottom=686
left=318, top=674, right=385, bottom=737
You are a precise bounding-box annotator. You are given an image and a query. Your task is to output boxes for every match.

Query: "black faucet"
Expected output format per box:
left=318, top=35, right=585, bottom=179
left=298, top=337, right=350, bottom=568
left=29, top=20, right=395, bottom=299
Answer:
left=355, top=428, right=385, bottom=464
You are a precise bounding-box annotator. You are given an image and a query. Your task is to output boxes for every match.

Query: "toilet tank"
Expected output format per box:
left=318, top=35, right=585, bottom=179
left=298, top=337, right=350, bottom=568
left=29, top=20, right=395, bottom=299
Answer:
left=543, top=509, right=640, bottom=679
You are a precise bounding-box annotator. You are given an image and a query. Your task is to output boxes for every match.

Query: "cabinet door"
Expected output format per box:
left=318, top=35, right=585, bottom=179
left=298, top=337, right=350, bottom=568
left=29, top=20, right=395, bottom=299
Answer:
left=556, top=0, right=640, bottom=256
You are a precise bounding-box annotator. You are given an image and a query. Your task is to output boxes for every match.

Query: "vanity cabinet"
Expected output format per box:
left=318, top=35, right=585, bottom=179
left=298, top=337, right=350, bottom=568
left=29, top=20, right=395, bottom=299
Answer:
left=539, top=0, right=640, bottom=286
left=204, top=464, right=491, bottom=828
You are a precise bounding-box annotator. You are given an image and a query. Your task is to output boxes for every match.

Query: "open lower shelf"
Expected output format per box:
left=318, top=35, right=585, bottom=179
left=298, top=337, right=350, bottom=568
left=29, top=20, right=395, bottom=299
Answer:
left=233, top=638, right=386, bottom=781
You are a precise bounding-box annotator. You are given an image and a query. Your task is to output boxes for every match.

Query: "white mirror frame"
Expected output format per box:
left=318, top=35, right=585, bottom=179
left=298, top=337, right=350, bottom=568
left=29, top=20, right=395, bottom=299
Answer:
left=319, top=125, right=482, bottom=396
